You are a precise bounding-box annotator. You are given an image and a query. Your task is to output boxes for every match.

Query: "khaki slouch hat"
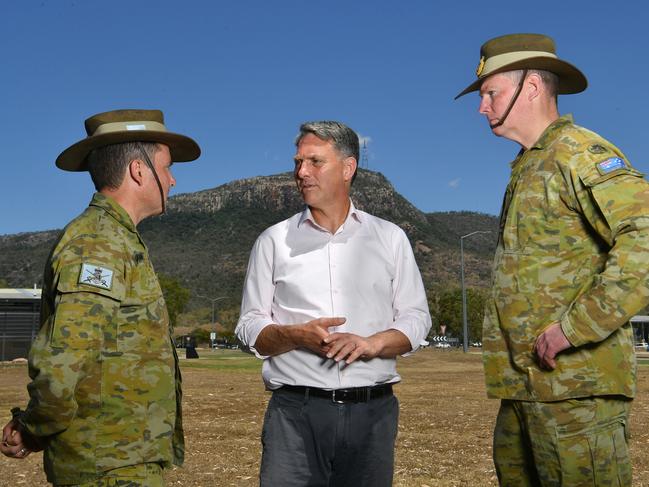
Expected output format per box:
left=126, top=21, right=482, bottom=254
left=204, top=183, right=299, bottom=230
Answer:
left=455, top=33, right=588, bottom=99
left=56, top=109, right=201, bottom=171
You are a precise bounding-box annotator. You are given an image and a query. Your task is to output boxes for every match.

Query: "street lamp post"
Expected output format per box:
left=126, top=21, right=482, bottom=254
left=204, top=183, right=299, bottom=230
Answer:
left=460, top=231, right=491, bottom=353
left=197, top=295, right=228, bottom=346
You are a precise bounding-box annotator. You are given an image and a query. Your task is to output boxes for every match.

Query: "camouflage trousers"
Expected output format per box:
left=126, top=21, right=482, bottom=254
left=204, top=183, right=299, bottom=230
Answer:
left=494, top=397, right=631, bottom=487
left=55, top=463, right=164, bottom=487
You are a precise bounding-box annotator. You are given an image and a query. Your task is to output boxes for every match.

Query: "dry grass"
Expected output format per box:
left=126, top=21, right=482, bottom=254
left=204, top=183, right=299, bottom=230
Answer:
left=1, top=349, right=648, bottom=486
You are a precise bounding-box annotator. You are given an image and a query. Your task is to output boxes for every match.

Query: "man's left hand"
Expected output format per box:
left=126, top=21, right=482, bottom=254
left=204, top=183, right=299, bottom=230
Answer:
left=323, top=333, right=381, bottom=365
left=534, top=322, right=572, bottom=370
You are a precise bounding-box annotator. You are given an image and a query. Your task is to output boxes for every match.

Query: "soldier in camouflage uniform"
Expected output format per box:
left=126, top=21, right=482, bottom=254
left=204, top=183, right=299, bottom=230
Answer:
left=0, top=109, right=200, bottom=486
left=456, top=34, right=649, bottom=486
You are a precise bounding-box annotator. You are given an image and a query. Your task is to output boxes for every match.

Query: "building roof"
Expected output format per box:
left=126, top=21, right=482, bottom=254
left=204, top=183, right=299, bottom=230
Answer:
left=631, top=315, right=649, bottom=323
left=0, top=288, right=42, bottom=300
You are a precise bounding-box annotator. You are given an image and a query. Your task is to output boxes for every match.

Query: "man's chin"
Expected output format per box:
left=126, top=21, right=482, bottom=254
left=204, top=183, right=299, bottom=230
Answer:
left=489, top=123, right=505, bottom=136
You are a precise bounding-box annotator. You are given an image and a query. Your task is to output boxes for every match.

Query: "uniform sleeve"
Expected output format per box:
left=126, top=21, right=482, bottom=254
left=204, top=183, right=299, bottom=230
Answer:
left=390, top=228, right=432, bottom=352
left=21, top=247, right=126, bottom=438
left=235, top=234, right=275, bottom=359
left=560, top=149, right=649, bottom=346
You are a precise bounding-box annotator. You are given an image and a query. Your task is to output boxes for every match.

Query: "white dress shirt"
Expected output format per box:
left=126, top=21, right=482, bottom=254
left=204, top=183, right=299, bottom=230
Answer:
left=236, top=201, right=431, bottom=390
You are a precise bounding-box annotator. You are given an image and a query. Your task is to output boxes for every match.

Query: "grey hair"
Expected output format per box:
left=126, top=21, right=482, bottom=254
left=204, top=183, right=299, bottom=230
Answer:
left=503, top=69, right=559, bottom=100
left=296, top=121, right=360, bottom=183
left=87, top=142, right=160, bottom=191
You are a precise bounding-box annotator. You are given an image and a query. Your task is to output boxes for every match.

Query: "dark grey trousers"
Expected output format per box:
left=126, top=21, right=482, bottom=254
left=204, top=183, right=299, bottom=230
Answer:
left=259, top=388, right=399, bottom=487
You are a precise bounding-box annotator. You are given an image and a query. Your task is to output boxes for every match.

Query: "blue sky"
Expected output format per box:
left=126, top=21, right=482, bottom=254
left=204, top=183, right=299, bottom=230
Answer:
left=2, top=0, right=649, bottom=235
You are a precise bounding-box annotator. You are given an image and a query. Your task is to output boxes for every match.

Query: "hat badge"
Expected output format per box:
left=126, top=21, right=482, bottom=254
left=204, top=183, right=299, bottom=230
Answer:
left=476, top=56, right=485, bottom=77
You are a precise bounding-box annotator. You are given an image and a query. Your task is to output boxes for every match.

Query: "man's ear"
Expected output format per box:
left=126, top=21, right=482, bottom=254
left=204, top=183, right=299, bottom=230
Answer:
left=129, top=159, right=145, bottom=186
left=343, top=157, right=357, bottom=182
left=526, top=72, right=542, bottom=101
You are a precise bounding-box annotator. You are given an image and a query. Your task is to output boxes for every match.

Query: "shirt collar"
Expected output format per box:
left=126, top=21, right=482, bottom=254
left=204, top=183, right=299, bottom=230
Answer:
left=298, top=199, right=362, bottom=231
left=89, top=192, right=137, bottom=233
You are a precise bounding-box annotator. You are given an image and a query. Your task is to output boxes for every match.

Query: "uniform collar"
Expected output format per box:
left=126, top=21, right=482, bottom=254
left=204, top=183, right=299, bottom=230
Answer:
left=530, top=114, right=574, bottom=150
left=511, top=114, right=574, bottom=169
left=89, top=192, right=137, bottom=233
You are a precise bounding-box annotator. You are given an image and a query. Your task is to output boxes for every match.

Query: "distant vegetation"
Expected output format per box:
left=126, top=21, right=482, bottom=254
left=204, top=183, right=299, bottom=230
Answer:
left=0, top=169, right=498, bottom=340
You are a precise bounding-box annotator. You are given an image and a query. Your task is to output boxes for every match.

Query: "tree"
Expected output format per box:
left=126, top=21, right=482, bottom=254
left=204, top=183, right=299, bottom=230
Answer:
left=158, top=273, right=190, bottom=328
left=217, top=305, right=241, bottom=332
left=0, top=278, right=8, bottom=288
left=434, top=287, right=487, bottom=342
left=190, top=327, right=211, bottom=346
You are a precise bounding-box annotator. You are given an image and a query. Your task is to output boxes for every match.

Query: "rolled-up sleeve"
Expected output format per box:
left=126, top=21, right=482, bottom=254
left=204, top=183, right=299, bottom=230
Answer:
left=236, top=233, right=276, bottom=358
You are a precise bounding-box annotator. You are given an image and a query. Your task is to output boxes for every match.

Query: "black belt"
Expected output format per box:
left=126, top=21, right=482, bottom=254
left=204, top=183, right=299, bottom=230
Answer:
left=279, top=384, right=393, bottom=403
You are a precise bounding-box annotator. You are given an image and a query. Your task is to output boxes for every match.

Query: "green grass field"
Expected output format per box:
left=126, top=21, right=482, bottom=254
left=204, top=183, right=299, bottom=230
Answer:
left=178, top=347, right=263, bottom=371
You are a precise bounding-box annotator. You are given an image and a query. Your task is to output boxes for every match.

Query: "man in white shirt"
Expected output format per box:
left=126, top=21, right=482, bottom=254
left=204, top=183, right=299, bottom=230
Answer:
left=236, top=121, right=431, bottom=487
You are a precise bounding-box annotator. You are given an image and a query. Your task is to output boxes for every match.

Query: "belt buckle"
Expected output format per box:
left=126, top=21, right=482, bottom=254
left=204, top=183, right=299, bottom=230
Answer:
left=332, top=389, right=346, bottom=404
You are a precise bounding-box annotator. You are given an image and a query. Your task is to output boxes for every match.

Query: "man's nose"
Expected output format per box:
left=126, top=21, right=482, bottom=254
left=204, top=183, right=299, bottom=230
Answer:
left=478, top=97, right=489, bottom=115
left=295, top=161, right=310, bottom=177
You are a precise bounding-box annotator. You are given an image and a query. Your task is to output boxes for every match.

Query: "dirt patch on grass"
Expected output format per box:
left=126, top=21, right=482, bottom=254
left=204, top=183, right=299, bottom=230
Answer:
left=1, top=349, right=648, bottom=486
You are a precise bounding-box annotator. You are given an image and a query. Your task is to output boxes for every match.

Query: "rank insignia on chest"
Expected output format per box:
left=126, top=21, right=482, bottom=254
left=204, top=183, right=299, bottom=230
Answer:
left=588, top=144, right=607, bottom=154
left=597, top=157, right=626, bottom=175
left=79, top=263, right=114, bottom=290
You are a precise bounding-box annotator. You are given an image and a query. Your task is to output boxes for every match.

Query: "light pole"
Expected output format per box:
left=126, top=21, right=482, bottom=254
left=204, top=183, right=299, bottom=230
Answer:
left=460, top=231, right=491, bottom=353
left=197, top=295, right=228, bottom=346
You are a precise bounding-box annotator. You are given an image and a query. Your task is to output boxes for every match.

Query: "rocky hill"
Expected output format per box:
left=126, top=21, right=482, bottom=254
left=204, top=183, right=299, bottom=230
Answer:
left=0, top=169, right=498, bottom=312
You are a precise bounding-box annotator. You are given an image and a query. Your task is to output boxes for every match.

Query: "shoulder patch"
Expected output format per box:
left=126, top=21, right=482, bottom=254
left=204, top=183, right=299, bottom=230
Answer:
left=79, top=263, right=114, bottom=290
left=588, top=144, right=608, bottom=154
left=597, top=157, right=627, bottom=175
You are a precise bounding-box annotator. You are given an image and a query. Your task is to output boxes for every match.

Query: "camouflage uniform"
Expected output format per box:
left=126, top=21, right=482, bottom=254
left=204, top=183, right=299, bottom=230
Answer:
left=16, top=193, right=183, bottom=485
left=484, top=115, right=649, bottom=485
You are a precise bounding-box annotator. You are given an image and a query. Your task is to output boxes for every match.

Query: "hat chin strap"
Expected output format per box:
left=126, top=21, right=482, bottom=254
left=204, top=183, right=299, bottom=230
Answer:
left=490, top=69, right=528, bottom=129
left=137, top=142, right=166, bottom=215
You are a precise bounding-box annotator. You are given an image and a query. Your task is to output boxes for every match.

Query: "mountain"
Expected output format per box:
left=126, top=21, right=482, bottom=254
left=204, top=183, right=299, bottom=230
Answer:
left=0, top=169, right=498, bottom=315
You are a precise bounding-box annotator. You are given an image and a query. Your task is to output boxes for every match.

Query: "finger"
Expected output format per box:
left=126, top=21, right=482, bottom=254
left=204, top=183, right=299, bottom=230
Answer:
left=323, top=332, right=347, bottom=345
left=2, top=423, right=18, bottom=445
left=4, top=431, right=22, bottom=447
left=325, top=337, right=349, bottom=359
left=534, top=335, right=547, bottom=358
left=345, top=345, right=366, bottom=365
left=1, top=442, right=24, bottom=457
left=2, top=423, right=12, bottom=443
left=333, top=342, right=358, bottom=362
left=316, top=317, right=346, bottom=329
left=534, top=337, right=551, bottom=369
left=15, top=446, right=30, bottom=459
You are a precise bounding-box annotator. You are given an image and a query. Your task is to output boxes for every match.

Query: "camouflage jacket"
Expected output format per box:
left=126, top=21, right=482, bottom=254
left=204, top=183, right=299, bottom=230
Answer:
left=483, top=115, right=649, bottom=401
left=18, top=193, right=183, bottom=484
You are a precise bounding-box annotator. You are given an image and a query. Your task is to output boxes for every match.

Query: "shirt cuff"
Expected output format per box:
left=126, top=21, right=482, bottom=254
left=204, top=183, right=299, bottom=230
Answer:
left=560, top=314, right=584, bottom=348
left=237, top=317, right=273, bottom=359
left=391, top=319, right=428, bottom=355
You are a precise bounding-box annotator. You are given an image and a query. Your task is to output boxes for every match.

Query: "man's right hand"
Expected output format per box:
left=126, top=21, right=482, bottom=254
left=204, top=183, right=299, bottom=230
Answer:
left=295, top=317, right=347, bottom=356
left=254, top=317, right=346, bottom=357
left=1, top=420, right=31, bottom=459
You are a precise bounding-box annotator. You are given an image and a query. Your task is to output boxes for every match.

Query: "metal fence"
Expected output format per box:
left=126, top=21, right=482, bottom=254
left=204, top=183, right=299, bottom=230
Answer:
left=0, top=299, right=40, bottom=361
